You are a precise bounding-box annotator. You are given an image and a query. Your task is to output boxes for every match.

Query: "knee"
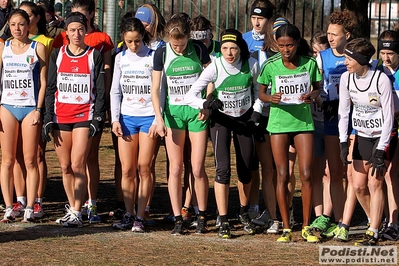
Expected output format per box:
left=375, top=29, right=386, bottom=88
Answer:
left=2, top=155, right=16, bottom=169
left=275, top=167, right=288, bottom=181
left=299, top=169, right=311, bottom=183
left=138, top=164, right=151, bottom=179
left=24, top=158, right=37, bottom=170
left=191, top=167, right=206, bottom=179
left=59, top=164, right=72, bottom=175
left=238, top=175, right=252, bottom=184
left=70, top=162, right=85, bottom=175
left=353, top=183, right=368, bottom=194
left=168, top=164, right=183, bottom=178
left=215, top=174, right=230, bottom=185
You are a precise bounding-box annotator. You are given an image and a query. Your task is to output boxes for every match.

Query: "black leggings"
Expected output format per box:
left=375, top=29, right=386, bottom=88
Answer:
left=210, top=121, right=254, bottom=185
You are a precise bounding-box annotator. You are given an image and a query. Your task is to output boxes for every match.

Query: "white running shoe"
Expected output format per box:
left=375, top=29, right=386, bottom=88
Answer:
left=1, top=207, right=16, bottom=223
left=267, top=220, right=280, bottom=234
left=252, top=210, right=270, bottom=226
left=22, top=208, right=35, bottom=222
left=63, top=212, right=83, bottom=227
left=81, top=201, right=89, bottom=216
left=56, top=204, right=73, bottom=224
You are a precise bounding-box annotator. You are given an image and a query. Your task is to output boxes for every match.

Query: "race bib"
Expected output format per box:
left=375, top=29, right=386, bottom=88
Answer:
left=2, top=77, right=33, bottom=101
left=167, top=73, right=198, bottom=105
left=275, top=72, right=310, bottom=104
left=218, top=88, right=252, bottom=117
left=57, top=73, right=91, bottom=104
left=352, top=104, right=383, bottom=136
left=327, top=74, right=341, bottom=100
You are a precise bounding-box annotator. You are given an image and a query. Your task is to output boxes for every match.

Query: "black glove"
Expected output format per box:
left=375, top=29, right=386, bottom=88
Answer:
left=247, top=111, right=262, bottom=129
left=340, top=142, right=352, bottom=165
left=366, top=149, right=387, bottom=177
left=88, top=116, right=104, bottom=138
left=203, top=98, right=223, bottom=111
left=42, top=121, right=54, bottom=142
left=322, top=99, right=339, bottom=122
left=247, top=111, right=265, bottom=142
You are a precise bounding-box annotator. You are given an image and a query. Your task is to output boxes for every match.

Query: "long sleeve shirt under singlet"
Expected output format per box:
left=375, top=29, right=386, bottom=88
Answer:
left=338, top=69, right=394, bottom=150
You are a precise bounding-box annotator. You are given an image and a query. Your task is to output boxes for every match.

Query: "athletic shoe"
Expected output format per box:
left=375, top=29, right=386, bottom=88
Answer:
left=88, top=205, right=101, bottom=224
left=181, top=207, right=192, bottom=223
left=112, top=214, right=134, bottom=230
left=189, top=215, right=198, bottom=228
left=33, top=203, right=44, bottom=218
left=163, top=214, right=176, bottom=222
left=247, top=206, right=259, bottom=220
left=238, top=213, right=256, bottom=235
left=195, top=216, right=207, bottom=234
left=310, top=215, right=330, bottom=232
left=302, top=226, right=319, bottom=243
left=143, top=211, right=156, bottom=226
left=333, top=226, right=349, bottom=242
left=81, top=201, right=89, bottom=216
left=252, top=210, right=270, bottom=226
left=379, top=218, right=388, bottom=235
left=215, top=215, right=221, bottom=228
left=289, top=207, right=296, bottom=227
left=382, top=225, right=399, bottom=241
left=277, top=229, right=292, bottom=243
left=354, top=230, right=378, bottom=246
left=321, top=223, right=338, bottom=238
left=132, top=219, right=145, bottom=233
left=218, top=222, right=231, bottom=239
left=171, top=221, right=184, bottom=235
left=109, top=208, right=126, bottom=220
left=63, top=213, right=83, bottom=227
left=0, top=204, right=5, bottom=211
left=1, top=207, right=16, bottom=223
left=13, top=201, right=25, bottom=217
left=22, top=208, right=35, bottom=223
left=56, top=204, right=73, bottom=224
left=267, top=220, right=280, bottom=234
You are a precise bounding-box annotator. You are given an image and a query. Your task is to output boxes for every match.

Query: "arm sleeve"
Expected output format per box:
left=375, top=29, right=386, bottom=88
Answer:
left=338, top=72, right=351, bottom=143
left=250, top=58, right=263, bottom=114
left=193, top=40, right=211, bottom=65
left=93, top=50, right=106, bottom=120
left=153, top=46, right=165, bottom=71
left=184, top=62, right=217, bottom=109
left=377, top=73, right=395, bottom=150
left=110, top=53, right=122, bottom=124
left=45, top=48, right=60, bottom=121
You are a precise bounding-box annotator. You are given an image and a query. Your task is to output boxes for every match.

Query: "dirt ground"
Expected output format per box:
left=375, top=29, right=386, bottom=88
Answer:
left=0, top=127, right=398, bottom=266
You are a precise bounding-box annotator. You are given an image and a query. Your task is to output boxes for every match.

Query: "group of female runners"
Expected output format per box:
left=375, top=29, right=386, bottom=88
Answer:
left=0, top=0, right=398, bottom=246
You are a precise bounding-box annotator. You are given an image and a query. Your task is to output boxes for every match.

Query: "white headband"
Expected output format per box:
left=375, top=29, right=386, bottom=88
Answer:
left=191, top=29, right=211, bottom=40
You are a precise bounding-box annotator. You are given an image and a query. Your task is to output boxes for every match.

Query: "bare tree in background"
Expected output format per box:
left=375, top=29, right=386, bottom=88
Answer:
left=341, top=0, right=369, bottom=38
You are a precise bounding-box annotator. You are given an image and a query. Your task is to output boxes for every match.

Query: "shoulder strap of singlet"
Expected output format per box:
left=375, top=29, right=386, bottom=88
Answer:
left=375, top=70, right=383, bottom=95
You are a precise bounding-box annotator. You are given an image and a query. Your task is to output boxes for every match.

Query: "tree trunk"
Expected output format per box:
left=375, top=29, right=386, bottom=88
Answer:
left=341, top=0, right=370, bottom=38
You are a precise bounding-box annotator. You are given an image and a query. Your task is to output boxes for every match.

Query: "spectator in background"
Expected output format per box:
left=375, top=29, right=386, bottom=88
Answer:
left=38, top=0, right=65, bottom=38
left=0, top=0, right=13, bottom=42
left=242, top=0, right=275, bottom=53
left=54, top=2, right=62, bottom=17
left=117, top=0, right=125, bottom=25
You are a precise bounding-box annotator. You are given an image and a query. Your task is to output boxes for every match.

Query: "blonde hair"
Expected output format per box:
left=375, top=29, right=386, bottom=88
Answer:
left=165, top=16, right=190, bottom=39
